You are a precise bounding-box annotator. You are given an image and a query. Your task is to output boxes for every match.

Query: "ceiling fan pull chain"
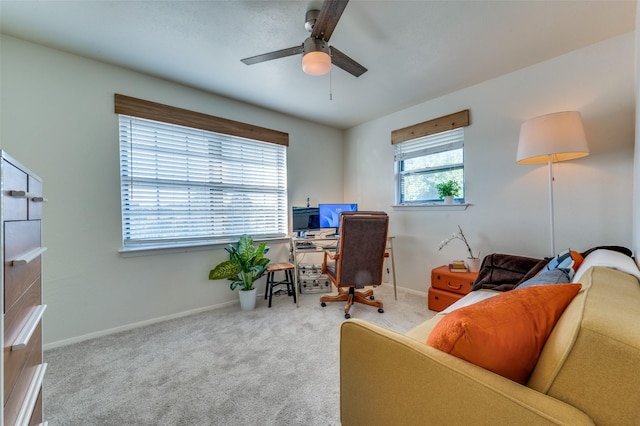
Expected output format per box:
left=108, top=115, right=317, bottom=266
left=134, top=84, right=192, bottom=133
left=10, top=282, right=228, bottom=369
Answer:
left=329, top=67, right=333, bottom=101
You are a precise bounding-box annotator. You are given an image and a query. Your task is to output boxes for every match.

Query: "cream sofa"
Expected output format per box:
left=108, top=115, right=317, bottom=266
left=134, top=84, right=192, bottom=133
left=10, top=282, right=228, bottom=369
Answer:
left=340, top=250, right=640, bottom=425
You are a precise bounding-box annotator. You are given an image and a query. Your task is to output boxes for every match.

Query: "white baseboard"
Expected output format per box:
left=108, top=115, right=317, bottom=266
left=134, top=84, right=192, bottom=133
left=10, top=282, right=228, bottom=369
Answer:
left=398, top=286, right=428, bottom=298
left=44, top=287, right=426, bottom=350
left=43, top=299, right=239, bottom=351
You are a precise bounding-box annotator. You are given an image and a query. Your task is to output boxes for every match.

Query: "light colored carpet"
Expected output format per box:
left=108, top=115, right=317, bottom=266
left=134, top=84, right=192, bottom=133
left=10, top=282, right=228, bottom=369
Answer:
left=43, top=284, right=435, bottom=425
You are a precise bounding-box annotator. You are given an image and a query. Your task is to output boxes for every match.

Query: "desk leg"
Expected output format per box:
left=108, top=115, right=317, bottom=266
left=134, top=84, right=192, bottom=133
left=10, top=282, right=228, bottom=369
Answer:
left=389, top=238, right=397, bottom=301
left=290, top=243, right=300, bottom=308
left=294, top=260, right=300, bottom=307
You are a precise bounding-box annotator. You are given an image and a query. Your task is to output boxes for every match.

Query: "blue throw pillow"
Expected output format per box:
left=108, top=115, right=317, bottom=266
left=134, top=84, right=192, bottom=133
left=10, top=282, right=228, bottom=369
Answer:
left=516, top=268, right=572, bottom=289
left=543, top=248, right=572, bottom=269
left=541, top=248, right=577, bottom=280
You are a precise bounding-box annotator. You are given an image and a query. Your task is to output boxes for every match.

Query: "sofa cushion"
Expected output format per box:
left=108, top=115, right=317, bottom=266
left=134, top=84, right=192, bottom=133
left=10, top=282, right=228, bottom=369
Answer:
left=426, top=284, right=581, bottom=384
left=528, top=266, right=640, bottom=425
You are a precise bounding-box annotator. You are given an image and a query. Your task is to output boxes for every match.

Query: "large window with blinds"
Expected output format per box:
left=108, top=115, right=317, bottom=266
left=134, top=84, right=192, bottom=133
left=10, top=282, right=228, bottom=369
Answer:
left=393, top=110, right=469, bottom=205
left=116, top=95, right=288, bottom=249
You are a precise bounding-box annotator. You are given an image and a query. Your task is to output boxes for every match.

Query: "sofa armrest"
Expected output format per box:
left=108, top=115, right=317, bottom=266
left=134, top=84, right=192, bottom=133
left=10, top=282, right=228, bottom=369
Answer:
left=340, top=319, right=594, bottom=426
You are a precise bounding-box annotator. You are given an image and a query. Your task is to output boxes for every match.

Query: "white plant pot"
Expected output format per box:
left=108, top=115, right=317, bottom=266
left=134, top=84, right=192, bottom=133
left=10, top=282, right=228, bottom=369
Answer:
left=443, top=196, right=454, bottom=205
left=238, top=288, right=257, bottom=311
left=466, top=257, right=481, bottom=273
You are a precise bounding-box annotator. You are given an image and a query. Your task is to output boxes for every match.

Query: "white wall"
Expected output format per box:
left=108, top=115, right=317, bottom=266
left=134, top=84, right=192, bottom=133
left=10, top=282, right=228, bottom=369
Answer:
left=0, top=35, right=345, bottom=346
left=345, top=32, right=636, bottom=294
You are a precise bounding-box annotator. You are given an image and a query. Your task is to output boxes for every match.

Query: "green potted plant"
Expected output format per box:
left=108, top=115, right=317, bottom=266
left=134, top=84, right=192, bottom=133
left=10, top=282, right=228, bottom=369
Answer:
left=208, top=234, right=270, bottom=311
left=435, top=179, right=461, bottom=204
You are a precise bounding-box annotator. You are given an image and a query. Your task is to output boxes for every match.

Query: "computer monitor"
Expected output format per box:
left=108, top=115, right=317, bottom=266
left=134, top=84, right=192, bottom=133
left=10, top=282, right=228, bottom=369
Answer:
left=291, top=207, right=320, bottom=236
left=318, top=203, right=358, bottom=228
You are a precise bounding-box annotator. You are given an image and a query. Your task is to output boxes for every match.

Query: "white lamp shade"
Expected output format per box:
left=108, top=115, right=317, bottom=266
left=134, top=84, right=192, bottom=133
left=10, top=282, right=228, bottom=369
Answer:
left=517, top=111, right=589, bottom=164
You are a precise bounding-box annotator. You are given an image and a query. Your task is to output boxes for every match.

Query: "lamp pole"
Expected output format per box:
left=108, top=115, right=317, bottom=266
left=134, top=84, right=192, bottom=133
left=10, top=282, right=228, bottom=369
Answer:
left=547, top=155, right=555, bottom=256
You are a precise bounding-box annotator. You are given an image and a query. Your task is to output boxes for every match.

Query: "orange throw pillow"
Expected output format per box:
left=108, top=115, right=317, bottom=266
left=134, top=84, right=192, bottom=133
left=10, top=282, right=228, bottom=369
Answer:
left=426, top=283, right=581, bottom=384
left=569, top=250, right=584, bottom=272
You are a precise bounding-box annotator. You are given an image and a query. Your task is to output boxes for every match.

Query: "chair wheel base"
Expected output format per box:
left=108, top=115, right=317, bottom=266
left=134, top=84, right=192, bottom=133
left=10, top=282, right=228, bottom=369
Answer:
left=345, top=313, right=351, bottom=319
left=369, top=296, right=375, bottom=300
left=321, top=302, right=326, bottom=307
left=378, top=308, right=384, bottom=314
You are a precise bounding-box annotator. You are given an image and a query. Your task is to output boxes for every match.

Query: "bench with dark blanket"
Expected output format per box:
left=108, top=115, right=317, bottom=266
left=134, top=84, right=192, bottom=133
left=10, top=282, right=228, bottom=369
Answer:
left=472, top=245, right=633, bottom=292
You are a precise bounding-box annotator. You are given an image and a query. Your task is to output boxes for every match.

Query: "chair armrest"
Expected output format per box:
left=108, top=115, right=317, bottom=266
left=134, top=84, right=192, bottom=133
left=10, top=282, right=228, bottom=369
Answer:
left=325, top=250, right=339, bottom=260
left=340, top=319, right=594, bottom=426
left=322, top=250, right=338, bottom=276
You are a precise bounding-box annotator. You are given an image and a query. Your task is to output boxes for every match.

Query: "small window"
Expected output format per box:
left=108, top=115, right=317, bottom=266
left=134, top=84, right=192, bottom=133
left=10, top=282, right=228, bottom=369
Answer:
left=394, top=127, right=465, bottom=204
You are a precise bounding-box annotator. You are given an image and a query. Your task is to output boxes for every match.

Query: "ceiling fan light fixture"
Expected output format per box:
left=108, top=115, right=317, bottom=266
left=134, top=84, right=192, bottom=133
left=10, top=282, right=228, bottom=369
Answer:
left=302, top=37, right=331, bottom=76
left=240, top=1, right=366, bottom=78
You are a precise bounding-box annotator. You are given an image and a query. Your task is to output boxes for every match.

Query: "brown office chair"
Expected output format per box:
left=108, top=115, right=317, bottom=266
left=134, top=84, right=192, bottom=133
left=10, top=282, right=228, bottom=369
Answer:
left=320, top=212, right=389, bottom=319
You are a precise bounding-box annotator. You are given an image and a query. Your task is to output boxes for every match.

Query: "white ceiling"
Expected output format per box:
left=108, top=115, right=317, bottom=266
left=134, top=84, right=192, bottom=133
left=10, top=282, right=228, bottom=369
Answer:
left=1, top=0, right=636, bottom=129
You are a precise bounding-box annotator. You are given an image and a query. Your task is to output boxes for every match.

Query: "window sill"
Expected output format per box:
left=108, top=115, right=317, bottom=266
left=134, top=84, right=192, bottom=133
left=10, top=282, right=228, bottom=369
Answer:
left=392, top=203, right=470, bottom=211
left=118, top=236, right=291, bottom=258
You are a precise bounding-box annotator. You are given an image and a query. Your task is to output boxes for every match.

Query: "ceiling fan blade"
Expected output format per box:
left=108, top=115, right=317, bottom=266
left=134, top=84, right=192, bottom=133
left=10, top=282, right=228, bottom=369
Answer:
left=241, top=45, right=303, bottom=65
left=330, top=46, right=367, bottom=77
left=311, top=0, right=349, bottom=42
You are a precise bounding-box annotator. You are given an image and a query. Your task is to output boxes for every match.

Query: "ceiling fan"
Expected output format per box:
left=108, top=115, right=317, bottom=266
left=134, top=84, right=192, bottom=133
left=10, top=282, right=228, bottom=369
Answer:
left=240, top=0, right=367, bottom=77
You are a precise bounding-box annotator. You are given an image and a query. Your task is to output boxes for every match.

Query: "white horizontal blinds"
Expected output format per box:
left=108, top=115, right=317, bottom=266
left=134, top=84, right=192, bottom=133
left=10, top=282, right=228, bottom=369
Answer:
left=394, top=127, right=464, bottom=162
left=120, top=115, right=287, bottom=246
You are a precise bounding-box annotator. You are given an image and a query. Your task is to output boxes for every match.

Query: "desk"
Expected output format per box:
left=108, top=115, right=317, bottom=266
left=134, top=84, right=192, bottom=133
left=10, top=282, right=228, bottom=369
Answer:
left=290, top=235, right=396, bottom=307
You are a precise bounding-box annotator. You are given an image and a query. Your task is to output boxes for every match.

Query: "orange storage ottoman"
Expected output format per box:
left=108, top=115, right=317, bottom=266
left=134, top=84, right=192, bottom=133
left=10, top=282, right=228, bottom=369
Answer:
left=428, top=286, right=464, bottom=312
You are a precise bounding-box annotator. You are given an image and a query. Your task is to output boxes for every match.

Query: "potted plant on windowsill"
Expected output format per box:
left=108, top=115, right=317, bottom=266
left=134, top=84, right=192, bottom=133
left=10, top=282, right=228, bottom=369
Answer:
left=435, top=179, right=461, bottom=204
left=208, top=234, right=270, bottom=311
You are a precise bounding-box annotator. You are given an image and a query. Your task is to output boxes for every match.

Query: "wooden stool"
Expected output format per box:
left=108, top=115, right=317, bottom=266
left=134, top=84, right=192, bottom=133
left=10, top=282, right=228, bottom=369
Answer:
left=265, top=262, right=296, bottom=308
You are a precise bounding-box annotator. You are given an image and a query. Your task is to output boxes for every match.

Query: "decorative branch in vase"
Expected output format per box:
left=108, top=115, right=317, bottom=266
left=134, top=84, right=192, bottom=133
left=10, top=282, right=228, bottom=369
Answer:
left=438, top=225, right=481, bottom=272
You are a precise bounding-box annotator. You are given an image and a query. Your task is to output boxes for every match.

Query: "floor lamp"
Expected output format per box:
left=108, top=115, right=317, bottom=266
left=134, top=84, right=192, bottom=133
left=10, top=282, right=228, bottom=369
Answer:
left=516, top=111, right=589, bottom=256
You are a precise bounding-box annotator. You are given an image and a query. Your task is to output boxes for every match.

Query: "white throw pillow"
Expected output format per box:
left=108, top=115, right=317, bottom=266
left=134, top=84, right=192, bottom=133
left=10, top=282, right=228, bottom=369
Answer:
left=572, top=249, right=640, bottom=283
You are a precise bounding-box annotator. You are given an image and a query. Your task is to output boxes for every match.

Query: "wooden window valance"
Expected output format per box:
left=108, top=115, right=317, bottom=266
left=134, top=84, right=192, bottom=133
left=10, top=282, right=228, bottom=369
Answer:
left=114, top=94, right=289, bottom=146
left=391, top=109, right=470, bottom=145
